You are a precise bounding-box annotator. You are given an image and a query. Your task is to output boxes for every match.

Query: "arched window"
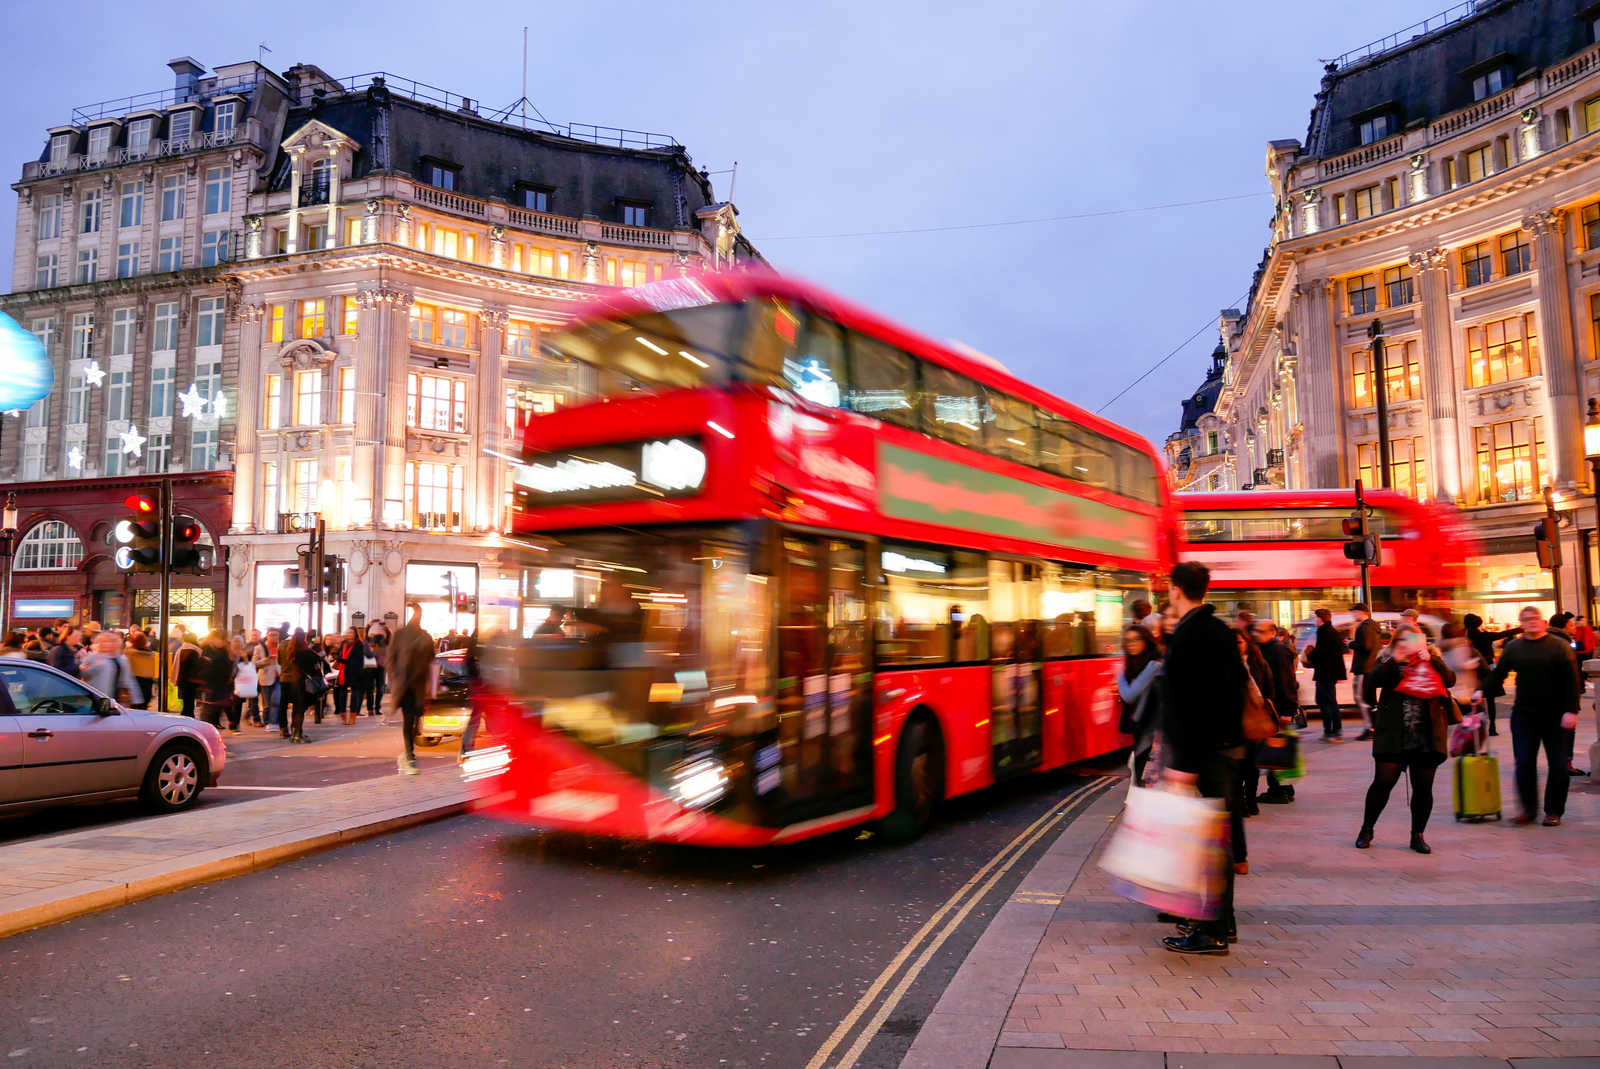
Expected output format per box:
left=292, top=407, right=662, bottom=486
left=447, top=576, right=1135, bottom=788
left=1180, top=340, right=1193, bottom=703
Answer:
left=16, top=521, right=84, bottom=571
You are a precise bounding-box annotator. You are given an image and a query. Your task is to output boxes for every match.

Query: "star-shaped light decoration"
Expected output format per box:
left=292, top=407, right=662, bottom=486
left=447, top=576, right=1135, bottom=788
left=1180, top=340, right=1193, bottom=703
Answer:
left=119, top=425, right=146, bottom=458
left=5, top=411, right=18, bottom=419
left=210, top=391, right=228, bottom=420
left=178, top=383, right=206, bottom=419
left=82, top=361, right=106, bottom=387
left=67, top=444, right=83, bottom=471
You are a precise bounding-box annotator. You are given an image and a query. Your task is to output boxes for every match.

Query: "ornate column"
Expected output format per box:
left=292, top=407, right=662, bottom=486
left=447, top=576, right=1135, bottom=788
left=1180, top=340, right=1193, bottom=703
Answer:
left=285, top=147, right=304, bottom=254
left=351, top=288, right=385, bottom=528
left=1293, top=277, right=1343, bottom=487
left=1524, top=208, right=1582, bottom=488
left=1409, top=246, right=1465, bottom=502
left=325, top=153, right=341, bottom=249
left=229, top=302, right=266, bottom=533
left=474, top=310, right=508, bottom=532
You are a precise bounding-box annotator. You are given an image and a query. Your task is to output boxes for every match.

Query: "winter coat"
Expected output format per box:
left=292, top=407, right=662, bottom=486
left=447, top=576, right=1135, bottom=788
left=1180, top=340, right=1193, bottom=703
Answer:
left=1365, top=653, right=1458, bottom=755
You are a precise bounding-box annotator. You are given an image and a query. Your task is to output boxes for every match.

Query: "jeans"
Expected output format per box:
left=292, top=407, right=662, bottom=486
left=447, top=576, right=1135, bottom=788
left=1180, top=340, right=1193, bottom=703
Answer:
left=400, top=689, right=423, bottom=762
left=260, top=681, right=282, bottom=728
left=133, top=677, right=155, bottom=711
left=284, top=680, right=310, bottom=737
left=1351, top=672, right=1372, bottom=729
left=1511, top=710, right=1571, bottom=817
left=460, top=705, right=484, bottom=755
left=198, top=701, right=228, bottom=729
left=366, top=668, right=385, bottom=715
left=1315, top=681, right=1342, bottom=737
left=334, top=685, right=348, bottom=716
left=180, top=693, right=196, bottom=719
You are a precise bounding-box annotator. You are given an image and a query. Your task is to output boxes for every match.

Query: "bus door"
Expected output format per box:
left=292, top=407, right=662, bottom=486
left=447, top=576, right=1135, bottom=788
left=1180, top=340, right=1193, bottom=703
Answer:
left=774, top=534, right=873, bottom=817
left=989, top=560, right=1043, bottom=778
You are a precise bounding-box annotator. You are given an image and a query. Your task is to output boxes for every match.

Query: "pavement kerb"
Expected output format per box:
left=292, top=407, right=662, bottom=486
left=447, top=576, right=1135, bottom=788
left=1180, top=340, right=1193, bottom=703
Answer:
left=0, top=780, right=505, bottom=941
left=898, top=783, right=1127, bottom=1069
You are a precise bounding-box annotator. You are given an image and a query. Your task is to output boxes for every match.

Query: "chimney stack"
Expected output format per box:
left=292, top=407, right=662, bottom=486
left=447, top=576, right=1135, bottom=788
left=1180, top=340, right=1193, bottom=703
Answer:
left=168, top=57, right=206, bottom=102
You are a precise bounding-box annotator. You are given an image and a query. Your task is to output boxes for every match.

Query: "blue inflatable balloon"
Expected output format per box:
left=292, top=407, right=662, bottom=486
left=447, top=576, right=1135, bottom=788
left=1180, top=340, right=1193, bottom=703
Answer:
left=0, top=314, right=52, bottom=411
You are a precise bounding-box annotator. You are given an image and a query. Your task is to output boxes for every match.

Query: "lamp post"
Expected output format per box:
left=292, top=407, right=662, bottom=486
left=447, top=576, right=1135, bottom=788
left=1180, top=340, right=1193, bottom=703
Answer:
left=0, top=493, right=16, bottom=637
left=1368, top=319, right=1392, bottom=488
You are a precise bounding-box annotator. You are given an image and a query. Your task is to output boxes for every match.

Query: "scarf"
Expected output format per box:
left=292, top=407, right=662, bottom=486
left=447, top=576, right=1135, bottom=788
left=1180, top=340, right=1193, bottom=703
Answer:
left=1395, top=655, right=1446, bottom=698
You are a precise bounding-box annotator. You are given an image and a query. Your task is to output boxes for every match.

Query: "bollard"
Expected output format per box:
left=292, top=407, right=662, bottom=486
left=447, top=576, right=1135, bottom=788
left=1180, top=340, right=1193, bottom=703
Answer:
left=1587, top=659, right=1600, bottom=783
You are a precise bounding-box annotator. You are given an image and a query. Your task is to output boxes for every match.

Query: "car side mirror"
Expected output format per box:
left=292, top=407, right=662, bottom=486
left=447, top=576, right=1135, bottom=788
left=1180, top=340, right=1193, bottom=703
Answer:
left=95, top=697, right=118, bottom=716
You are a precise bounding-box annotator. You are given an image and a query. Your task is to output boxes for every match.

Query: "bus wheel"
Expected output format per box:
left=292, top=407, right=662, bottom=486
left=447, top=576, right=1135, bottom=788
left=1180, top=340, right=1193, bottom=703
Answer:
left=877, top=716, right=944, bottom=843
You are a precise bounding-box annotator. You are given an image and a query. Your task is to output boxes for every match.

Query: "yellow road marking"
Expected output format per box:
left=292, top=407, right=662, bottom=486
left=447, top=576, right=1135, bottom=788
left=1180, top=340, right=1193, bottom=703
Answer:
left=802, top=776, right=1108, bottom=1069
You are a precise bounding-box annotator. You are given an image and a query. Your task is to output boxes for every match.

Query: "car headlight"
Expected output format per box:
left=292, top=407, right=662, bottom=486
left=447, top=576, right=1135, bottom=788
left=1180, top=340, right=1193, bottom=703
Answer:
left=664, top=753, right=728, bottom=810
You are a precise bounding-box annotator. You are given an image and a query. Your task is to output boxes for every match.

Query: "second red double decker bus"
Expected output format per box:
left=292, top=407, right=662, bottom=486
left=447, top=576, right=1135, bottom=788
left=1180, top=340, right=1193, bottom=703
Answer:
left=474, top=273, right=1180, bottom=846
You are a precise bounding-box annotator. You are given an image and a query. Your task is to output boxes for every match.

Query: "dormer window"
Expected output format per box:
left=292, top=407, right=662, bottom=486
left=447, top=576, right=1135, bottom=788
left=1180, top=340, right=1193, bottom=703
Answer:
left=1472, top=64, right=1511, bottom=101
left=87, top=127, right=111, bottom=161
left=1358, top=113, right=1393, bottom=145
left=213, top=101, right=236, bottom=136
left=618, top=201, right=651, bottom=227
left=519, top=186, right=552, bottom=213
left=127, top=119, right=151, bottom=153
left=48, top=133, right=73, bottom=164
left=167, top=111, right=193, bottom=144
left=423, top=161, right=458, bottom=190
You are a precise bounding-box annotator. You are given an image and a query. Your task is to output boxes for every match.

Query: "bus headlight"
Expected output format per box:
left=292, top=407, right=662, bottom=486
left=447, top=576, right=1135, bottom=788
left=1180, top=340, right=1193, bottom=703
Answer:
left=664, top=754, right=728, bottom=810
left=460, top=744, right=512, bottom=782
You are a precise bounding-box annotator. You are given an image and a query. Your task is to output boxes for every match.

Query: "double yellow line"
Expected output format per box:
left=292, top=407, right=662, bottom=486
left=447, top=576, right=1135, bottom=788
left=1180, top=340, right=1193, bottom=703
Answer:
left=803, top=776, right=1111, bottom=1069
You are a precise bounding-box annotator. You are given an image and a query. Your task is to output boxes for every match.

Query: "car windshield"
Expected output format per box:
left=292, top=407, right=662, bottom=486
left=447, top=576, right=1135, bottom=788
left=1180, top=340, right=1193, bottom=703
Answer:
left=484, top=524, right=772, bottom=753
left=542, top=304, right=743, bottom=399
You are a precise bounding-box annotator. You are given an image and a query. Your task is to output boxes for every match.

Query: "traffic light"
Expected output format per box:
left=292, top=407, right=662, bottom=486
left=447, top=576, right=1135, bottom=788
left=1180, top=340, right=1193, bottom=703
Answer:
left=322, top=555, right=342, bottom=599
left=1342, top=510, right=1380, bottom=565
left=454, top=592, right=477, bottom=615
left=1534, top=518, right=1562, bottom=569
left=169, top=519, right=204, bottom=574
left=113, top=493, right=161, bottom=573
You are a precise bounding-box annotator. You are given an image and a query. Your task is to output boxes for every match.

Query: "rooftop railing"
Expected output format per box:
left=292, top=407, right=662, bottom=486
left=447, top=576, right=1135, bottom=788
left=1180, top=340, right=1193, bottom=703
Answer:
left=1328, top=0, right=1478, bottom=71
left=70, top=72, right=262, bottom=124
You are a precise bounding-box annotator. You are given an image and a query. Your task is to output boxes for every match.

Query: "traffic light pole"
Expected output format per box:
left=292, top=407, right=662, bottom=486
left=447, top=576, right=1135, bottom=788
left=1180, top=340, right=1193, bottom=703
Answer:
left=156, top=479, right=171, bottom=713
left=1545, top=485, right=1566, bottom=618
left=1355, top=479, right=1372, bottom=609
left=314, top=517, right=326, bottom=639
left=1369, top=322, right=1392, bottom=489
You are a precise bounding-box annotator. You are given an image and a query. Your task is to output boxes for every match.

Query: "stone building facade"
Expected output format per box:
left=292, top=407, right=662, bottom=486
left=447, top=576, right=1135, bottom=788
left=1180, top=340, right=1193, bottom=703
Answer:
left=1196, top=0, right=1600, bottom=623
left=2, top=58, right=760, bottom=636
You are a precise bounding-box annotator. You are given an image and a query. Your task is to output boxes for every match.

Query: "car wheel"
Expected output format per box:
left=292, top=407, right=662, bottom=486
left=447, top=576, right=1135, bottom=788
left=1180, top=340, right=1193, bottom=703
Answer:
left=875, top=714, right=944, bottom=843
left=417, top=736, right=442, bottom=747
left=139, top=741, right=208, bottom=813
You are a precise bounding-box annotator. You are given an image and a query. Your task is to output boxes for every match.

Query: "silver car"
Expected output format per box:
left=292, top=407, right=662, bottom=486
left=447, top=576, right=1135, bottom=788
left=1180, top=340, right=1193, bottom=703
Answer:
left=0, top=659, right=225, bottom=814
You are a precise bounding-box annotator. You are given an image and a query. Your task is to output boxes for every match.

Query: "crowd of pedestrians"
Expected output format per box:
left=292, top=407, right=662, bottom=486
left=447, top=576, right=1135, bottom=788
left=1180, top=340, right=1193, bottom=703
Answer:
left=1124, top=563, right=1592, bottom=957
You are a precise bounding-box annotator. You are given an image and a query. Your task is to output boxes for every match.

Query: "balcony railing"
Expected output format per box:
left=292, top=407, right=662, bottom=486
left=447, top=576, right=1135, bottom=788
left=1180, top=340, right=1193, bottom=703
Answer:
left=1320, top=133, right=1406, bottom=179
left=507, top=205, right=581, bottom=237
left=1428, top=86, right=1515, bottom=141
left=414, top=511, right=460, bottom=531
left=23, top=128, right=243, bottom=180
left=406, top=184, right=678, bottom=250
left=598, top=221, right=672, bottom=248
left=412, top=184, right=485, bottom=217
left=299, top=179, right=331, bottom=207
left=1546, top=40, right=1600, bottom=92
left=277, top=511, right=321, bottom=533
left=1266, top=448, right=1285, bottom=467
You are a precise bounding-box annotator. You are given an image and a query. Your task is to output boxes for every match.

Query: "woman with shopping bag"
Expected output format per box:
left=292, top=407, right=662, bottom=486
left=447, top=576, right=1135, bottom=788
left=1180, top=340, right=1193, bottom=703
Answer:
left=1355, top=629, right=1457, bottom=853
left=1117, top=625, right=1162, bottom=786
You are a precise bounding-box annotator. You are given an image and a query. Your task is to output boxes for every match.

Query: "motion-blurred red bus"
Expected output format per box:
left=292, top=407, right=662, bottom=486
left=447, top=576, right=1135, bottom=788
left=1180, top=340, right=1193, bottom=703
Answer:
left=472, top=273, right=1181, bottom=846
left=1176, top=489, right=1476, bottom=703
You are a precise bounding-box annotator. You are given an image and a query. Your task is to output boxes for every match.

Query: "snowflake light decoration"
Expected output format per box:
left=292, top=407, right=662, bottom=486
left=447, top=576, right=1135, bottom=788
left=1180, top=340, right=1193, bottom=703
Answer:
left=211, top=391, right=228, bottom=420
left=82, top=361, right=106, bottom=387
left=67, top=444, right=83, bottom=471
left=178, top=383, right=206, bottom=419
left=119, top=425, right=146, bottom=458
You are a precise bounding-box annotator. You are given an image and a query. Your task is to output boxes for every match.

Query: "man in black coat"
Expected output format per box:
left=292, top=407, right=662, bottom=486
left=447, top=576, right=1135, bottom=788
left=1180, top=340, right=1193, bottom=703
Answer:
left=1158, top=561, right=1246, bottom=956
left=1308, top=608, right=1348, bottom=741
left=1252, top=618, right=1299, bottom=804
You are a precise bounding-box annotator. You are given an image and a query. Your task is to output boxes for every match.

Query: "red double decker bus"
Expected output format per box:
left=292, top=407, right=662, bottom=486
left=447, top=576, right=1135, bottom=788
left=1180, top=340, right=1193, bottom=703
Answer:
left=473, top=273, right=1180, bottom=846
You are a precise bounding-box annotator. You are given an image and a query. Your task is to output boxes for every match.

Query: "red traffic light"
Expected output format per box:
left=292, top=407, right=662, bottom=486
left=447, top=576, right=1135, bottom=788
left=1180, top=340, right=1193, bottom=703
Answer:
left=175, top=521, right=202, bottom=543
left=124, top=493, right=157, bottom=514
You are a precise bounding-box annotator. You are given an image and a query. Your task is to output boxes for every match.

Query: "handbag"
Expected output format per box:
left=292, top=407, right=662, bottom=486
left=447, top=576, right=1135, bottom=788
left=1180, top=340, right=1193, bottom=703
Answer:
left=113, top=658, right=134, bottom=706
left=1242, top=675, right=1277, bottom=741
left=1100, top=785, right=1229, bottom=920
left=1253, top=731, right=1299, bottom=770
left=234, top=662, right=258, bottom=699
left=304, top=672, right=328, bottom=697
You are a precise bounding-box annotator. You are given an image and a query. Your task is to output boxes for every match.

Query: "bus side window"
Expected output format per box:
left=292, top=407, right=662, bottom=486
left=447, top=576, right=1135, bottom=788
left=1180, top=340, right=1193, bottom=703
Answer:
left=1067, top=426, right=1114, bottom=491
left=788, top=313, right=848, bottom=407
left=742, top=298, right=802, bottom=388
left=878, top=544, right=954, bottom=665
left=920, top=363, right=990, bottom=450
left=1041, top=561, right=1096, bottom=657
left=845, top=334, right=918, bottom=430
left=987, top=393, right=1038, bottom=466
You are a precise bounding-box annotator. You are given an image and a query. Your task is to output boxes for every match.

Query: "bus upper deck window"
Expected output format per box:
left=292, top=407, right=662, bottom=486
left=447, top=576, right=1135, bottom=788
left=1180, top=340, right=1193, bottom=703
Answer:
left=921, top=363, right=989, bottom=449
left=542, top=304, right=736, bottom=397
left=784, top=313, right=847, bottom=407
left=742, top=299, right=801, bottom=388
left=845, top=334, right=918, bottom=430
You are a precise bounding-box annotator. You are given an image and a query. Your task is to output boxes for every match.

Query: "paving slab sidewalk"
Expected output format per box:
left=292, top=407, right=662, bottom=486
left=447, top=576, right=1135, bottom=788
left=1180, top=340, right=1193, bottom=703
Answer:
left=905, top=715, right=1600, bottom=1069
left=0, top=766, right=481, bottom=939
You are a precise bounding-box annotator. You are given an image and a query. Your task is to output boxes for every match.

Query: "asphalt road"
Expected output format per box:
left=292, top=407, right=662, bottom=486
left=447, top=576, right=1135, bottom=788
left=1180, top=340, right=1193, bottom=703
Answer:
left=0, top=717, right=454, bottom=846
left=0, top=767, right=1112, bottom=1069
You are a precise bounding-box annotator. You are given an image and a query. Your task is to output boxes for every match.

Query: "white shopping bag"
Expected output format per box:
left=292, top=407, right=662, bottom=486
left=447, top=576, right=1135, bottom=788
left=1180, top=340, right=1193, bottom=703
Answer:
left=1098, top=784, right=1228, bottom=919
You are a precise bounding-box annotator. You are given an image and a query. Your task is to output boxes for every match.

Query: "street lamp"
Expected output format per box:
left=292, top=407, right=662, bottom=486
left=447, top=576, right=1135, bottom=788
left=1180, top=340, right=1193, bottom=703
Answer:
left=0, top=493, right=18, bottom=638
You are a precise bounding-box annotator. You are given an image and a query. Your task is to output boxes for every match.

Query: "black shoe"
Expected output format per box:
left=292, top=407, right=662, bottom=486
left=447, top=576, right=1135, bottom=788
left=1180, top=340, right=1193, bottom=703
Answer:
left=279, top=731, right=290, bottom=740
left=1569, top=768, right=1588, bottom=777
left=1162, top=927, right=1229, bottom=955
left=1156, top=912, right=1192, bottom=924
left=1258, top=791, right=1290, bottom=805
left=1356, top=826, right=1374, bottom=849
left=1489, top=727, right=1499, bottom=736
left=1410, top=833, right=1431, bottom=854
left=1177, top=916, right=1237, bottom=943
left=1355, top=729, right=1374, bottom=742
left=1283, top=785, right=1295, bottom=801
left=1244, top=799, right=1260, bottom=816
